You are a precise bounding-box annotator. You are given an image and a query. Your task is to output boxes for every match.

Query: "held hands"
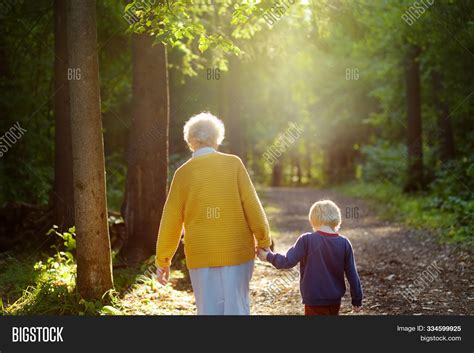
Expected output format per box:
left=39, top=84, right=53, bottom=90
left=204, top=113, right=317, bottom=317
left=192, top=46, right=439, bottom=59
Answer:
left=156, top=266, right=170, bottom=285
left=256, top=247, right=271, bottom=261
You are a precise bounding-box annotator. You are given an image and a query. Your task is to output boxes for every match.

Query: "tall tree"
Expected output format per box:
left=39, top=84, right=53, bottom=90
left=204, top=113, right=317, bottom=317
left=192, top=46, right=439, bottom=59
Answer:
left=120, top=33, right=169, bottom=263
left=272, top=161, right=282, bottom=187
left=432, top=71, right=455, bottom=162
left=67, top=0, right=113, bottom=299
left=53, top=0, right=74, bottom=230
left=225, top=55, right=244, bottom=159
left=404, top=45, right=423, bottom=192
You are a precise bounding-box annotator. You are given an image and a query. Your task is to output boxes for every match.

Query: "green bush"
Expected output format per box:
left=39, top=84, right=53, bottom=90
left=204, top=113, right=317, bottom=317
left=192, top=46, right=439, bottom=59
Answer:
left=339, top=180, right=473, bottom=247
left=1, top=227, right=109, bottom=315
left=428, top=157, right=474, bottom=243
left=354, top=138, right=473, bottom=246
left=359, top=141, right=407, bottom=185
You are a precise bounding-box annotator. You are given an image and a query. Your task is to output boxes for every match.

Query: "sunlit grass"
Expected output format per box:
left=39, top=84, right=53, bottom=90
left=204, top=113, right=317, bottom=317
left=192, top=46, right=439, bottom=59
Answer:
left=0, top=251, right=194, bottom=316
left=337, top=182, right=472, bottom=247
left=0, top=255, right=39, bottom=309
left=1, top=254, right=85, bottom=315
left=104, top=268, right=194, bottom=315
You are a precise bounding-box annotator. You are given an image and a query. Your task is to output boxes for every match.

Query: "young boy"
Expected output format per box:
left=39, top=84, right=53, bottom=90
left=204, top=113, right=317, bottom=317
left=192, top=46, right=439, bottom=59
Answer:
left=257, top=200, right=363, bottom=315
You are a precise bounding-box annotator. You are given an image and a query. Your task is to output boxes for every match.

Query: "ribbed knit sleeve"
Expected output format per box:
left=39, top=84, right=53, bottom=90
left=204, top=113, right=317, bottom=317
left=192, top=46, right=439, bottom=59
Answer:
left=155, top=170, right=185, bottom=268
left=344, top=239, right=363, bottom=306
left=237, top=159, right=271, bottom=248
left=267, top=234, right=306, bottom=269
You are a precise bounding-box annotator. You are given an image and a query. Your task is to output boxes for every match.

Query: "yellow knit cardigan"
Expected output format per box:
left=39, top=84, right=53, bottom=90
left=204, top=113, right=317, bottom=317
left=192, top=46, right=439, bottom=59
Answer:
left=155, top=152, right=271, bottom=269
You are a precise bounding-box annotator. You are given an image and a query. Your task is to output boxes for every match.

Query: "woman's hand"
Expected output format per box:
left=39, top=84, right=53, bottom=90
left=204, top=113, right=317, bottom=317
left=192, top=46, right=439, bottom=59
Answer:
left=257, top=247, right=270, bottom=261
left=156, top=266, right=170, bottom=285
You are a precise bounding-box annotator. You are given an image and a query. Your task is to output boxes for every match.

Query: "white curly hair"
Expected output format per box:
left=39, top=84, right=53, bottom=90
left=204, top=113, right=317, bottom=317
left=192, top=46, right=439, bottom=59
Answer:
left=183, top=112, right=225, bottom=151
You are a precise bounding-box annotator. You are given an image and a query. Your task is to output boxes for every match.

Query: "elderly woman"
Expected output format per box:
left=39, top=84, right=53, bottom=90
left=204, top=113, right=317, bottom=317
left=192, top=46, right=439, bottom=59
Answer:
left=155, top=112, right=271, bottom=315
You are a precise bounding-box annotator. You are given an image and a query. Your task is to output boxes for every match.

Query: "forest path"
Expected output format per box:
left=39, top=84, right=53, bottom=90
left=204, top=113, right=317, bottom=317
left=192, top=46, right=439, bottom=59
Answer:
left=251, top=187, right=472, bottom=315
left=124, top=187, right=471, bottom=315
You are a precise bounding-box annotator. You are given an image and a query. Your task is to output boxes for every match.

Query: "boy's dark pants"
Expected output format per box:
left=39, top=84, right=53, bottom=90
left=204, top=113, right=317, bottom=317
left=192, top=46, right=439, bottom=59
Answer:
left=305, top=303, right=341, bottom=316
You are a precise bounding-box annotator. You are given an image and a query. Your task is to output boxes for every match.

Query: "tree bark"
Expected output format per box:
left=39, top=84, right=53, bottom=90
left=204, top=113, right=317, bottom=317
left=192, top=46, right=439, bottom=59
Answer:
left=53, top=0, right=74, bottom=230
left=404, top=46, right=424, bottom=192
left=432, top=71, right=455, bottom=162
left=305, top=141, right=312, bottom=182
left=272, top=161, right=282, bottom=187
left=67, top=0, right=113, bottom=299
left=296, top=157, right=302, bottom=185
left=226, top=55, right=244, bottom=159
left=120, top=34, right=169, bottom=263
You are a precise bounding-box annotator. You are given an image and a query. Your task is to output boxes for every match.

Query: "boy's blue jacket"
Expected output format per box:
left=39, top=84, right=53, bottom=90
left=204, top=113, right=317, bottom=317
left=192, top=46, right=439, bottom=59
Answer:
left=267, top=231, right=363, bottom=306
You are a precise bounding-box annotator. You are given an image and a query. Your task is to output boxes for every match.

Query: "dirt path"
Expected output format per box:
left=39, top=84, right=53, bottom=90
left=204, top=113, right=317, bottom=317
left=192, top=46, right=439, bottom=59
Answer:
left=123, top=187, right=472, bottom=315
left=251, top=187, right=472, bottom=315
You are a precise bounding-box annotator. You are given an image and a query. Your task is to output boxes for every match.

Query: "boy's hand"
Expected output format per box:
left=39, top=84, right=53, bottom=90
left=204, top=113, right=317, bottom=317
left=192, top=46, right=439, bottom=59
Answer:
left=257, top=247, right=270, bottom=261
left=352, top=305, right=362, bottom=313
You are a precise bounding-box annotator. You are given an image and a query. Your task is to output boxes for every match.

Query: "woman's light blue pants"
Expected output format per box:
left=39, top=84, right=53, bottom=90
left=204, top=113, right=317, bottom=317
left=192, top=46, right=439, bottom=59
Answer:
left=189, top=260, right=254, bottom=315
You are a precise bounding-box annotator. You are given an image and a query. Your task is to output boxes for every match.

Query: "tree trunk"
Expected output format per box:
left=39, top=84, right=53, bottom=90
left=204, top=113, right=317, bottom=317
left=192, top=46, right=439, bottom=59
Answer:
left=67, top=0, right=113, bottom=299
left=404, top=46, right=424, bottom=192
left=296, top=157, right=302, bottom=185
left=432, top=71, right=455, bottom=162
left=272, top=161, right=282, bottom=187
left=305, top=141, right=312, bottom=182
left=226, top=56, right=244, bottom=159
left=53, top=0, right=74, bottom=230
left=120, top=34, right=169, bottom=263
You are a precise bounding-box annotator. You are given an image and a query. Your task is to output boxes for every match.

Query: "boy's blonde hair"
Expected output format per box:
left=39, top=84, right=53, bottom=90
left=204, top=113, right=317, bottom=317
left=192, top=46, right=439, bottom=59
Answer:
left=309, top=200, right=342, bottom=231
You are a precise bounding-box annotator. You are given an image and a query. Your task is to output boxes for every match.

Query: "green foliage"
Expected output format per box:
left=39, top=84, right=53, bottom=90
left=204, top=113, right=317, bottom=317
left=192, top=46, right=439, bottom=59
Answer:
left=0, top=0, right=472, bottom=266
left=1, top=251, right=79, bottom=315
left=0, top=227, right=109, bottom=315
left=427, top=157, right=474, bottom=242
left=2, top=0, right=472, bottom=200
left=0, top=255, right=40, bottom=312
left=359, top=140, right=440, bottom=186
left=359, top=142, right=407, bottom=185
left=0, top=0, right=132, bottom=207
left=125, top=0, right=251, bottom=76
left=339, top=180, right=473, bottom=247
left=355, top=139, right=473, bottom=245
left=0, top=228, right=186, bottom=315
left=47, top=226, right=76, bottom=252
left=100, top=305, right=123, bottom=315
left=105, top=152, right=127, bottom=211
left=0, top=0, right=55, bottom=205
